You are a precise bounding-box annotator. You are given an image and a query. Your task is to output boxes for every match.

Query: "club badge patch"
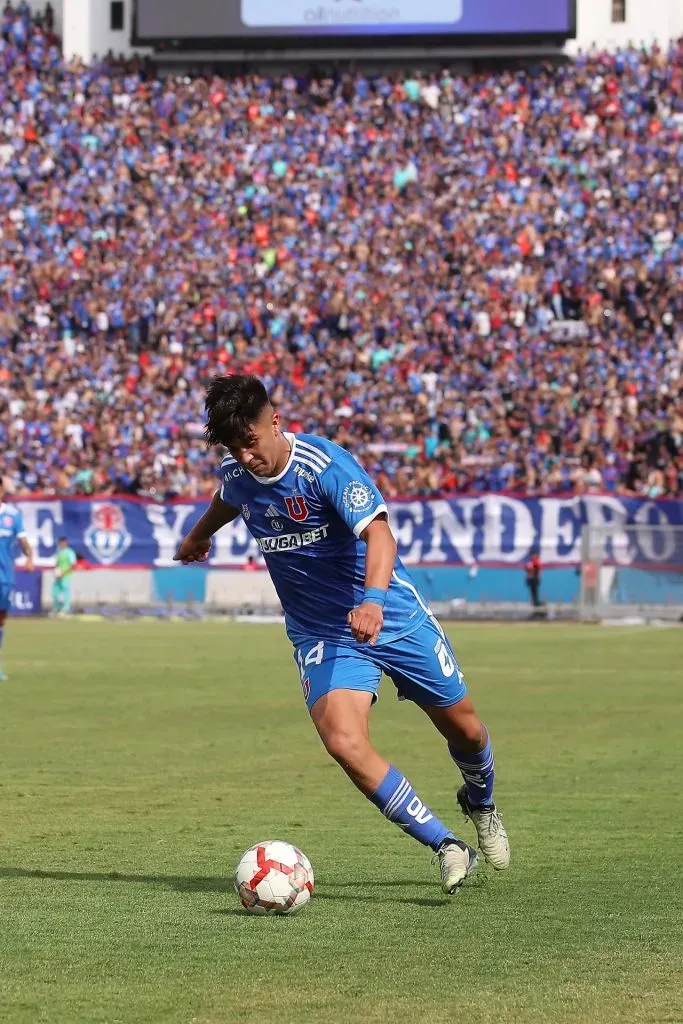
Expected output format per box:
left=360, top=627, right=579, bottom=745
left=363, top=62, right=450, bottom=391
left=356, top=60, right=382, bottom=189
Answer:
left=342, top=481, right=375, bottom=514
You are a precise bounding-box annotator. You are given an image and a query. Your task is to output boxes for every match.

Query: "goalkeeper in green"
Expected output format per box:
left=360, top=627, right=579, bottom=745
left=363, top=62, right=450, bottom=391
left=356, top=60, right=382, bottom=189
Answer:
left=52, top=537, right=77, bottom=615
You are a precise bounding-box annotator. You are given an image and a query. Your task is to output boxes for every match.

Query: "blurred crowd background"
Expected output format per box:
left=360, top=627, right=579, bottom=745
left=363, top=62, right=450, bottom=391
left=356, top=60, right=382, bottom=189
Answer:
left=1, top=2, right=681, bottom=500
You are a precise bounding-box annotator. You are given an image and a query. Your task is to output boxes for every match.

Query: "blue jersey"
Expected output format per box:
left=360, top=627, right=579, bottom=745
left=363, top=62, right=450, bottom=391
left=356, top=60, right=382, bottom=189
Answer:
left=220, top=434, right=428, bottom=646
left=0, top=503, right=27, bottom=584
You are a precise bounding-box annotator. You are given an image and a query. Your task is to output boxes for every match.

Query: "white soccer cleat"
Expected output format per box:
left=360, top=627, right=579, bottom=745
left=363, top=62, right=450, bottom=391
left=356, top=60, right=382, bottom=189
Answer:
left=457, top=785, right=510, bottom=870
left=434, top=839, right=478, bottom=895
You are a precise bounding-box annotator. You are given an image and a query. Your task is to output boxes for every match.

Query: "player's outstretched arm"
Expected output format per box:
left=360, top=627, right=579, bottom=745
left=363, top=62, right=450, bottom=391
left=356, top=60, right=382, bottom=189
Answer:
left=347, top=515, right=397, bottom=645
left=173, top=490, right=239, bottom=565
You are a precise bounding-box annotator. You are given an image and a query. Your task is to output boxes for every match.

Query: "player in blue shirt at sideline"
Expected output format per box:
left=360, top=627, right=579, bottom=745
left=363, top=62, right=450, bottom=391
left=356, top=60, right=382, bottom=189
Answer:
left=175, top=376, right=509, bottom=893
left=0, top=484, right=35, bottom=680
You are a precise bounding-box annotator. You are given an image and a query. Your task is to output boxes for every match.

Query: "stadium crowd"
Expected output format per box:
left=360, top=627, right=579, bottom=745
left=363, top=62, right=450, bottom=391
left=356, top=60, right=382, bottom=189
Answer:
left=0, top=3, right=681, bottom=499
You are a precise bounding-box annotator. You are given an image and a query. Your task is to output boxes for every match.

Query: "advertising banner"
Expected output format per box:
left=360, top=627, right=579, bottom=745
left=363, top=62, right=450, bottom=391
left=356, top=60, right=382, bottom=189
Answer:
left=15, top=495, right=683, bottom=570
left=10, top=569, right=42, bottom=616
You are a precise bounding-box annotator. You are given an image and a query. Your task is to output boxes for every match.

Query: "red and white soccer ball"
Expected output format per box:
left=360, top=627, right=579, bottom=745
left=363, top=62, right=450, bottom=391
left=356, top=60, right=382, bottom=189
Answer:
left=234, top=840, right=314, bottom=915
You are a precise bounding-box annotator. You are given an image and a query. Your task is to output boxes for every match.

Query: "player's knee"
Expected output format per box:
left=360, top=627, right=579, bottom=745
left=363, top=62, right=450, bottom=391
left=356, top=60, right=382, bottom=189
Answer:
left=444, top=702, right=484, bottom=750
left=0, top=610, right=7, bottom=626
left=458, top=715, right=484, bottom=748
left=321, top=728, right=370, bottom=771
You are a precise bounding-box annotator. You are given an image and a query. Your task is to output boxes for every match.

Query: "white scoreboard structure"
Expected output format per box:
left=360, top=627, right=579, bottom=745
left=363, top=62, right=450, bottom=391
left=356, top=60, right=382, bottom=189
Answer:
left=31, top=0, right=683, bottom=63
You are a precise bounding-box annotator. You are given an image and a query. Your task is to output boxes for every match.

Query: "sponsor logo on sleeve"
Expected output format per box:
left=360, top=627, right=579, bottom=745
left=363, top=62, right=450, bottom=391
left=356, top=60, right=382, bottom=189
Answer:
left=341, top=481, right=375, bottom=514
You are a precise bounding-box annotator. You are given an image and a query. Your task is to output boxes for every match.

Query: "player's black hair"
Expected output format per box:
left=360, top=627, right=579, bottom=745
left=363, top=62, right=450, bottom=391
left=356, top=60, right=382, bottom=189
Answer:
left=58, top=536, right=67, bottom=543
left=204, top=375, right=271, bottom=448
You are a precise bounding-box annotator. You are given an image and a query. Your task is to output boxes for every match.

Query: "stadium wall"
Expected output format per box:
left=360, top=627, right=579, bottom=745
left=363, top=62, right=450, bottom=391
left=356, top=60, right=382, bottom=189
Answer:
left=568, top=0, right=683, bottom=52
left=28, top=564, right=683, bottom=614
left=55, top=0, right=152, bottom=61
left=34, top=564, right=581, bottom=611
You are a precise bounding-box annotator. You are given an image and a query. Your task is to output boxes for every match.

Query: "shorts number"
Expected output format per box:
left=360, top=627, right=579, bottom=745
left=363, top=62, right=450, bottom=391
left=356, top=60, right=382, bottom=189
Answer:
left=436, top=640, right=455, bottom=678
left=297, top=641, right=325, bottom=680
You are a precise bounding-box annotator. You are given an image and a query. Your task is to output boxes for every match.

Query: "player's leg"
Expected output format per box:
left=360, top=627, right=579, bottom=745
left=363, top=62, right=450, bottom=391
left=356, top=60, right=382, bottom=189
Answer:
left=61, top=582, right=72, bottom=615
left=380, top=619, right=510, bottom=870
left=0, top=589, right=10, bottom=680
left=310, top=689, right=476, bottom=893
left=308, top=688, right=386, bottom=793
left=421, top=698, right=509, bottom=869
left=52, top=578, right=62, bottom=614
left=294, top=640, right=476, bottom=893
left=421, top=694, right=496, bottom=808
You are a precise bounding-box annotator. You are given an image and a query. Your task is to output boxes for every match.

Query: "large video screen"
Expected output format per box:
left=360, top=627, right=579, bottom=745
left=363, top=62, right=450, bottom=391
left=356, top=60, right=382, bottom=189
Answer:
left=134, top=0, right=574, bottom=43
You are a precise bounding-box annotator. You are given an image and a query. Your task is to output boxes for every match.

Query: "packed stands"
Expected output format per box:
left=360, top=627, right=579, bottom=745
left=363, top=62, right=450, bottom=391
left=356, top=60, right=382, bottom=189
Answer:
left=1, top=3, right=681, bottom=499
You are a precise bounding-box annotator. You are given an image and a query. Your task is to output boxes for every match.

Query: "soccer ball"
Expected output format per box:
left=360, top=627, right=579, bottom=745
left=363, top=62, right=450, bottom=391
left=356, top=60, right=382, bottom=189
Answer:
left=234, top=840, right=314, bottom=915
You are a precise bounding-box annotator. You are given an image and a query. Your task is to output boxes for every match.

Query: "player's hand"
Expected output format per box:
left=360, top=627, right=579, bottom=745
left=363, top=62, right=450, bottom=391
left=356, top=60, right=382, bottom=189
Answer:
left=173, top=535, right=212, bottom=565
left=25, top=559, right=35, bottom=572
left=347, top=602, right=384, bottom=645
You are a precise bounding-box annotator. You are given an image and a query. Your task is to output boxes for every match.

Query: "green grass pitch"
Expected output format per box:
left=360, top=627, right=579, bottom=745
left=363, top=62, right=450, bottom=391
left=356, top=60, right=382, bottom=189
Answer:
left=0, top=620, right=681, bottom=1024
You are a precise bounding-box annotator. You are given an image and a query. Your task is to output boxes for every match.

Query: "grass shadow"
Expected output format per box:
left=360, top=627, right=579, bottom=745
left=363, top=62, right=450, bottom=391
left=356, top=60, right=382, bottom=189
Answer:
left=331, top=879, right=436, bottom=889
left=0, top=867, right=470, bottom=907
left=0, top=866, right=233, bottom=894
left=315, top=890, right=449, bottom=908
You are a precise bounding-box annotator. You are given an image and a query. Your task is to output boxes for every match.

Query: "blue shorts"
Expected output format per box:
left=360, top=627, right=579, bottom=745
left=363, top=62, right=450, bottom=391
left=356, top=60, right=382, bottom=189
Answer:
left=0, top=582, right=12, bottom=612
left=293, top=616, right=467, bottom=712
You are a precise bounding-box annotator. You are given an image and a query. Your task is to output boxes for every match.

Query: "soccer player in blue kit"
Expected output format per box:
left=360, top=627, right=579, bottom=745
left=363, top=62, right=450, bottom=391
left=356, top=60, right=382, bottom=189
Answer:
left=0, top=485, right=34, bottom=680
left=175, top=376, right=510, bottom=892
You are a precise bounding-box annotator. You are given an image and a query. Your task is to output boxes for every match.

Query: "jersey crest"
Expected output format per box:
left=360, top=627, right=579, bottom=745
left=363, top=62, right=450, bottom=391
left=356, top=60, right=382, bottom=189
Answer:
left=284, top=495, right=309, bottom=522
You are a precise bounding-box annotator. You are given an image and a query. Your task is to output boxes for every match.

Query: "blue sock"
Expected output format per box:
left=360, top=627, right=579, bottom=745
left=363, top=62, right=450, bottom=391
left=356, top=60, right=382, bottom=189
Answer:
left=449, top=732, right=495, bottom=808
left=0, top=627, right=4, bottom=650
left=369, top=765, right=453, bottom=851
